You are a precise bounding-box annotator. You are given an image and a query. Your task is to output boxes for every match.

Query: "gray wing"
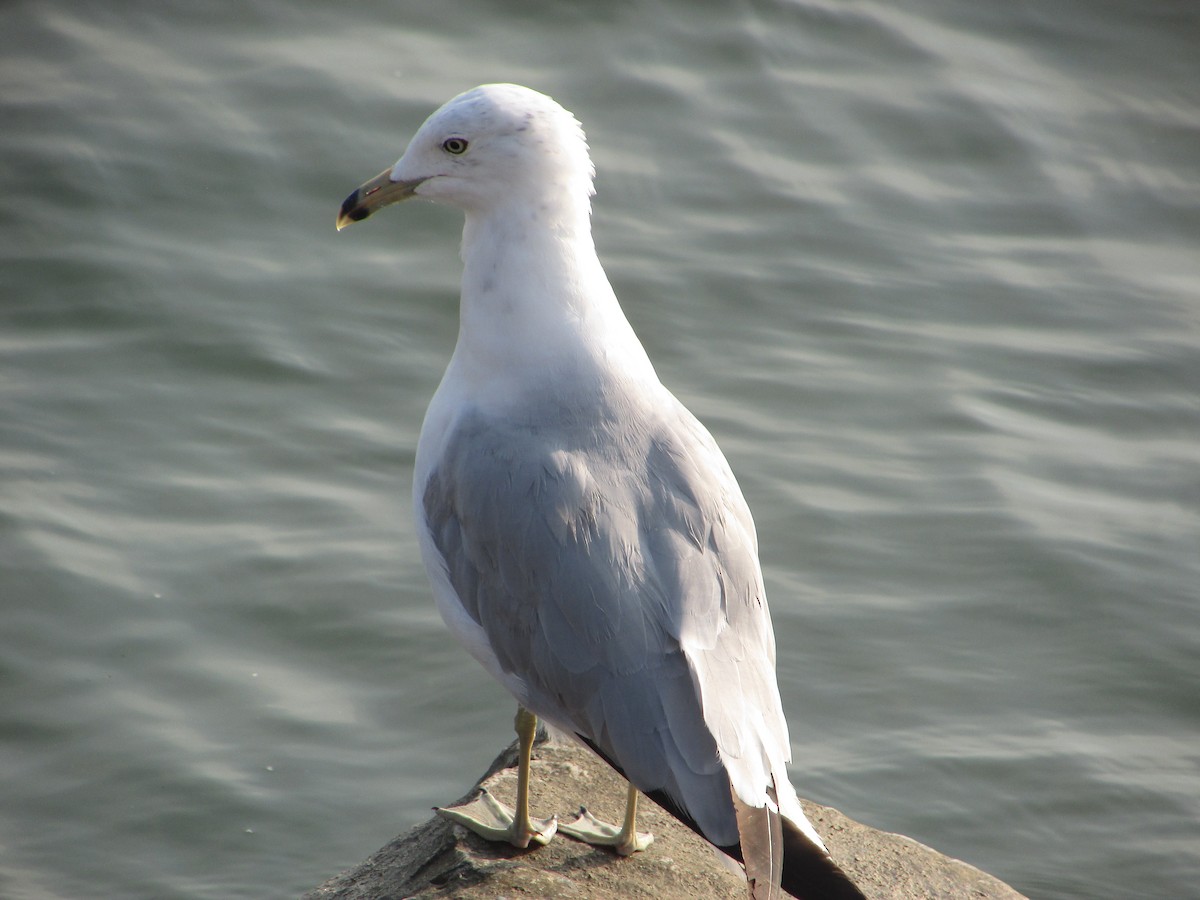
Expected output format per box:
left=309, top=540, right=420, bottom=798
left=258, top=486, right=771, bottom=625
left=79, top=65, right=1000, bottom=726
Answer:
left=422, top=398, right=787, bottom=847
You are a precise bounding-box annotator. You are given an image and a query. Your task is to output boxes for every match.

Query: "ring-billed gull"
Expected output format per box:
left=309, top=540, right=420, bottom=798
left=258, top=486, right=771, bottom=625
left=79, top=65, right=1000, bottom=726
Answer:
left=337, top=83, right=864, bottom=900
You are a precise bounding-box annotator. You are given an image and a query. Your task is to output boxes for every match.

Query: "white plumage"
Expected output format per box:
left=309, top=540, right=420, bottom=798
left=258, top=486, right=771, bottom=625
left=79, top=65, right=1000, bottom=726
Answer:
left=337, top=83, right=862, bottom=900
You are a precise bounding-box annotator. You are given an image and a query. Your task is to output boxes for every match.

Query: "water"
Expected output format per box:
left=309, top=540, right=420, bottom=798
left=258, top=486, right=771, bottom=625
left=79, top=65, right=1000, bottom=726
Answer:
left=2, top=1, right=1198, bottom=897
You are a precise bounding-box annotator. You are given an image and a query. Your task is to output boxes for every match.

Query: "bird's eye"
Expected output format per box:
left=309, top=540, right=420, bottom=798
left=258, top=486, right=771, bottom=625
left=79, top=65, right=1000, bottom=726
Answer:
left=442, top=137, right=469, bottom=155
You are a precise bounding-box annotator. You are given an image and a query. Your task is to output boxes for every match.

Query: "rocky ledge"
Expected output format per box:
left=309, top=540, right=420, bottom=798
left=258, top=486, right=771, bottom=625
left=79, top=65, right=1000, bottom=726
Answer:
left=304, top=733, right=1027, bottom=900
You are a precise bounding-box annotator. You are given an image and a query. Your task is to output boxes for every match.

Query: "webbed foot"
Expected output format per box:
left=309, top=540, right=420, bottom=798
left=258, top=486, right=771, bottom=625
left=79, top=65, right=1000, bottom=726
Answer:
left=559, top=783, right=653, bottom=856
left=559, top=805, right=654, bottom=855
left=436, top=787, right=558, bottom=848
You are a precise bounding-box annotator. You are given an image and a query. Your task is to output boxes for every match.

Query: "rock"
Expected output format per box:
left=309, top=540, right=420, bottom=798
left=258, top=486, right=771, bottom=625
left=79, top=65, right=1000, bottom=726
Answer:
left=304, top=732, right=1027, bottom=900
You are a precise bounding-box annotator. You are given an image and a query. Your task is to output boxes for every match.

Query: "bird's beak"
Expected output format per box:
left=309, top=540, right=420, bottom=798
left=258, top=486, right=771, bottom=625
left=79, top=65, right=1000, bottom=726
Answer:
left=336, top=168, right=427, bottom=231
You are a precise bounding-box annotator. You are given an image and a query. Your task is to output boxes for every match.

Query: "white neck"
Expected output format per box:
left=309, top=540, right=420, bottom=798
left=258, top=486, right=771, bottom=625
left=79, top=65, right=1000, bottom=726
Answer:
left=445, top=201, right=659, bottom=410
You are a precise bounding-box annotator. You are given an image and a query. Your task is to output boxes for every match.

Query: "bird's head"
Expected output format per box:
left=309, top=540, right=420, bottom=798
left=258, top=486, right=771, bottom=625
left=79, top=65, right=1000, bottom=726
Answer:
left=337, top=83, right=595, bottom=230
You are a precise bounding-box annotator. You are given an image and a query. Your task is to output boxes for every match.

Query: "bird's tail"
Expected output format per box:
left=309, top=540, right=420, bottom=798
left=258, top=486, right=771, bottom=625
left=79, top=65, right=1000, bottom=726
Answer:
left=733, top=793, right=784, bottom=898
left=777, top=811, right=865, bottom=900
left=586, top=734, right=865, bottom=899
left=733, top=786, right=865, bottom=900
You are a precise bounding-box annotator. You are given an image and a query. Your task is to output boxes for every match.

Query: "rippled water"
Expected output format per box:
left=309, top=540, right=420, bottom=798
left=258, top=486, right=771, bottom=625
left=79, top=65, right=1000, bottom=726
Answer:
left=2, top=2, right=1198, bottom=898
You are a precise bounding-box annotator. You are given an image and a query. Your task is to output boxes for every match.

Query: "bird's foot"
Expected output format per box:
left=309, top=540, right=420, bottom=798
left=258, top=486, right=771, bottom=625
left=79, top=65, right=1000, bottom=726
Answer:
left=436, top=788, right=558, bottom=849
left=559, top=806, right=654, bottom=856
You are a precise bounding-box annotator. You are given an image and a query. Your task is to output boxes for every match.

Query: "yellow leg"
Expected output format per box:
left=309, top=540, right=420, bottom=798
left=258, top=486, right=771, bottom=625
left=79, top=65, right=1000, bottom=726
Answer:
left=560, top=781, right=654, bottom=855
left=435, top=706, right=557, bottom=848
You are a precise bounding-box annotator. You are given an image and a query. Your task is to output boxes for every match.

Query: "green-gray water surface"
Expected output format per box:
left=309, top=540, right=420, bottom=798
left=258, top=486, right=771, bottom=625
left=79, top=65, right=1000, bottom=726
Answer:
left=2, top=2, right=1198, bottom=897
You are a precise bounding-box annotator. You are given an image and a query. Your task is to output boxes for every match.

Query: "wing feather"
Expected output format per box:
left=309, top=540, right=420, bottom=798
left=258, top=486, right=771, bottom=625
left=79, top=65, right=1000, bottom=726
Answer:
left=420, top=394, right=797, bottom=850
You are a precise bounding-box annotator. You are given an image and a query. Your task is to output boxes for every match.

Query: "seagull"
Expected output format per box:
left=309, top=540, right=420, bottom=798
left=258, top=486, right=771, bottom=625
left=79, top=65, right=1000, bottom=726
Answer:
left=337, top=83, right=865, bottom=900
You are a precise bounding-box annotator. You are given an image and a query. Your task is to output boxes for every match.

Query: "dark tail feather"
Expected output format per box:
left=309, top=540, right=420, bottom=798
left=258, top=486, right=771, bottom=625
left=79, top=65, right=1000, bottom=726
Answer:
left=779, top=815, right=866, bottom=900
left=580, top=735, right=864, bottom=899
left=732, top=794, right=784, bottom=898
